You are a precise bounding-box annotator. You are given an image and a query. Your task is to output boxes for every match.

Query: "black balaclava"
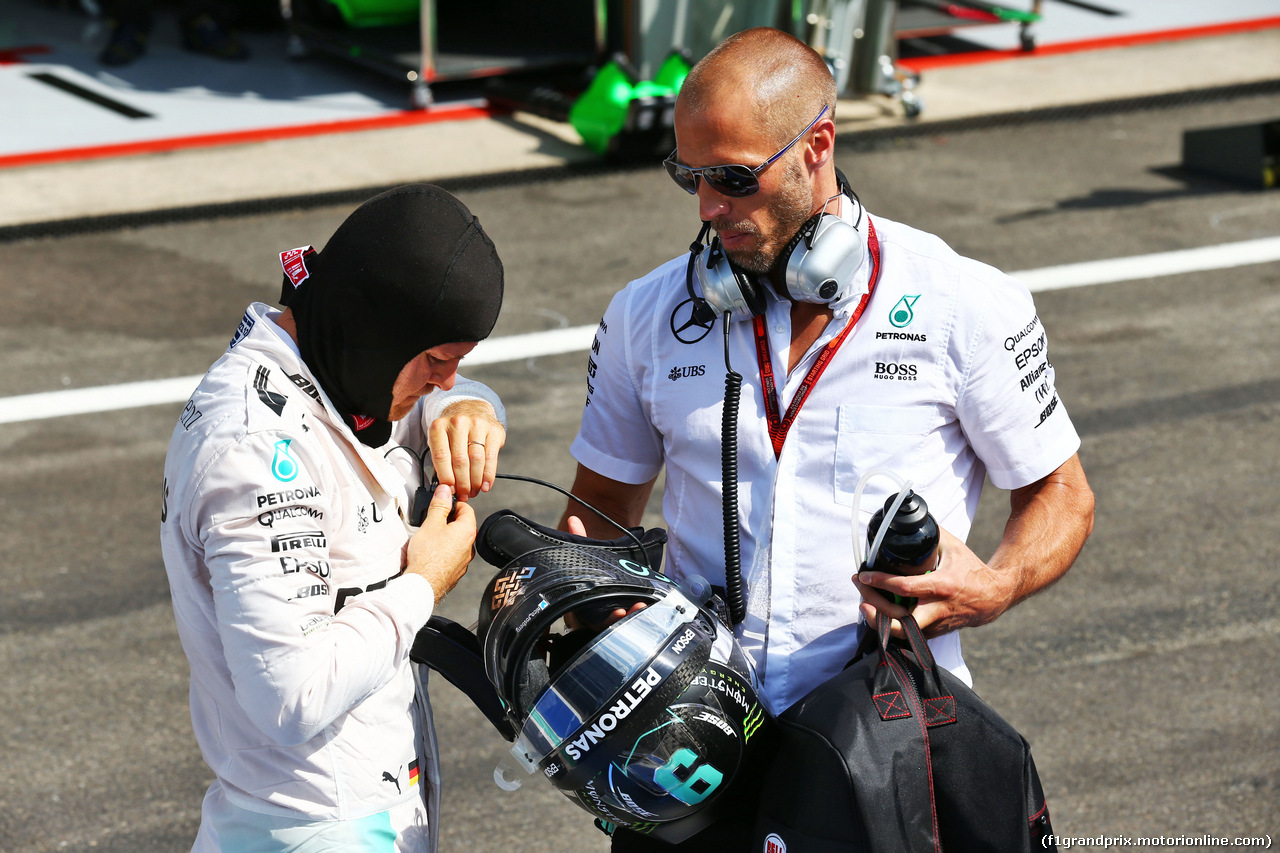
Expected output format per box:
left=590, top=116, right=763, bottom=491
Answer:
left=278, top=184, right=504, bottom=448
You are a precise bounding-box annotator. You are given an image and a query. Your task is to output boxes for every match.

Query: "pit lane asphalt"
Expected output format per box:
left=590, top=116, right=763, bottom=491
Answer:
left=1, top=91, right=1278, bottom=852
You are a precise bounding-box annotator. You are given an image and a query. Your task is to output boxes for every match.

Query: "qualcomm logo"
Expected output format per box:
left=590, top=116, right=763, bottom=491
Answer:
left=889, top=294, right=920, bottom=328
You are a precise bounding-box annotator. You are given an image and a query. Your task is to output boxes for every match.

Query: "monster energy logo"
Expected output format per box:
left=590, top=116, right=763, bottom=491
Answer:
left=889, top=294, right=920, bottom=328
left=743, top=704, right=766, bottom=741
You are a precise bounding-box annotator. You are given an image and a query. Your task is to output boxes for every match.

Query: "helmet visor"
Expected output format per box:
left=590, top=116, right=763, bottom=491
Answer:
left=511, top=590, right=698, bottom=770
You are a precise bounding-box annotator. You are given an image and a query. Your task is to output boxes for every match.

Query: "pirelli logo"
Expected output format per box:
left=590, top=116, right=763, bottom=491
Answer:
left=270, top=530, right=327, bottom=552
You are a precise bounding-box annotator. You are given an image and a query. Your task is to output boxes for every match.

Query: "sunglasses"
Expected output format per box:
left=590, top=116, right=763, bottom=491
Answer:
left=663, top=104, right=830, bottom=198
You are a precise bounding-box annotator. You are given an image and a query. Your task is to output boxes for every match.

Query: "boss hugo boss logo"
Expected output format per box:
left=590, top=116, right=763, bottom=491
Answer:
left=668, top=364, right=706, bottom=381
left=873, top=361, right=919, bottom=381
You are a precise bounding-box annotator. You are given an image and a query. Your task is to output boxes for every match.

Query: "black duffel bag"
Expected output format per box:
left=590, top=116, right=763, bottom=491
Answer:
left=752, top=613, right=1056, bottom=852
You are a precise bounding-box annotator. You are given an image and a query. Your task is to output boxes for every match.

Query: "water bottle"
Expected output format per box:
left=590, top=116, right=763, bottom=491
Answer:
left=864, top=490, right=939, bottom=610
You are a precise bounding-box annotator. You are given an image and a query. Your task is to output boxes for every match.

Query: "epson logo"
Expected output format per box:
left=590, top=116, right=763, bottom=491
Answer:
left=875, top=331, right=927, bottom=342
left=279, top=555, right=331, bottom=578
left=564, top=667, right=662, bottom=761
left=671, top=628, right=697, bottom=655
left=270, top=530, right=327, bottom=552
left=874, top=362, right=918, bottom=381
left=1013, top=331, right=1046, bottom=370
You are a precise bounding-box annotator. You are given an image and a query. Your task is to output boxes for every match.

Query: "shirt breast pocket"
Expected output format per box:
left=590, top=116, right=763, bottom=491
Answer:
left=833, top=404, right=942, bottom=508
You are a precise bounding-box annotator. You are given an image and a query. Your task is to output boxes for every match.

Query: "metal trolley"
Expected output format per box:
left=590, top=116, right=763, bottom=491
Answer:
left=280, top=0, right=606, bottom=107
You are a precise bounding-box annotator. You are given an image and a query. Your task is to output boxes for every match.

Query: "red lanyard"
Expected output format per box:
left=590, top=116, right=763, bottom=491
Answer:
left=753, top=218, right=882, bottom=459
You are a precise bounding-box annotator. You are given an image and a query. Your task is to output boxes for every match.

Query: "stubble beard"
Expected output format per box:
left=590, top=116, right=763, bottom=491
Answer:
left=715, top=157, right=815, bottom=275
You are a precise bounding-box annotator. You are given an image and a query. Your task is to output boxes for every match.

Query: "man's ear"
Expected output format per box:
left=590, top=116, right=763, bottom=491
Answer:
left=807, top=118, right=836, bottom=170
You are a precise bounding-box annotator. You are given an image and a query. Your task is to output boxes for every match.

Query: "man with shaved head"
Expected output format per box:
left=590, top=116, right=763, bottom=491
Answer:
left=562, top=28, right=1094, bottom=849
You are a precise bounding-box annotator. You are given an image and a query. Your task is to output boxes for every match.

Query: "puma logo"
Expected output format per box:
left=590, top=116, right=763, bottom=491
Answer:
left=382, top=768, right=402, bottom=794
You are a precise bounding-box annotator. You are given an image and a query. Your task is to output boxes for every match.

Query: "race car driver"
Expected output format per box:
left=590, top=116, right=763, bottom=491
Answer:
left=160, top=184, right=506, bottom=852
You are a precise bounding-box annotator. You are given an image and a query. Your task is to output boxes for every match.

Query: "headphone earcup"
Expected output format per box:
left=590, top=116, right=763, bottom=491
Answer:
left=783, top=213, right=866, bottom=305
left=695, top=237, right=768, bottom=318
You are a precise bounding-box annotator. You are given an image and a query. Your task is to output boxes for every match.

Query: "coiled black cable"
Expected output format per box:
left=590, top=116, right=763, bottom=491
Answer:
left=719, top=313, right=746, bottom=626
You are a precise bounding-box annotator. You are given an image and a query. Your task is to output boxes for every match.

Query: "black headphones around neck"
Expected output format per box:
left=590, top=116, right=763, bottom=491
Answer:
left=685, top=169, right=867, bottom=324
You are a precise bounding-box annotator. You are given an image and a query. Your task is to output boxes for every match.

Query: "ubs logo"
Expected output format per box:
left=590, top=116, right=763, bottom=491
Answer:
left=668, top=364, right=706, bottom=381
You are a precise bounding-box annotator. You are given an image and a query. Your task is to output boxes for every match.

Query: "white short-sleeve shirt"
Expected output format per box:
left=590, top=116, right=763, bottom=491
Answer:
left=570, top=209, right=1080, bottom=713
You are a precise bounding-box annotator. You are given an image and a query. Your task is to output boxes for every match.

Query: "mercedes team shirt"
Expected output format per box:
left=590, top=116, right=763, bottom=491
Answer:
left=570, top=206, right=1080, bottom=713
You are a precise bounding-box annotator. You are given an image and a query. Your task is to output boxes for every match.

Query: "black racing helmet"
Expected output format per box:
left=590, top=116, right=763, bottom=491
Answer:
left=475, top=510, right=771, bottom=843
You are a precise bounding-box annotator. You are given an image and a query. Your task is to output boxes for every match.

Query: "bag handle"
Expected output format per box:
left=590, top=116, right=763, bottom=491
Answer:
left=876, top=612, right=956, bottom=728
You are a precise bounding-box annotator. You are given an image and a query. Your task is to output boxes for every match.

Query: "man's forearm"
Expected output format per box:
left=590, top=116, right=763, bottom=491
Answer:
left=989, top=453, right=1095, bottom=611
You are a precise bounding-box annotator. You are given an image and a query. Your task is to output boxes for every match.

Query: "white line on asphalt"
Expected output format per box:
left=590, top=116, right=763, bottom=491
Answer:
left=1012, top=235, right=1280, bottom=292
left=1, top=237, right=1278, bottom=425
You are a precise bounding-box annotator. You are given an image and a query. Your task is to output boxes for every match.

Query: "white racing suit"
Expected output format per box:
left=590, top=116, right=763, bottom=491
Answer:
left=161, top=302, right=505, bottom=852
